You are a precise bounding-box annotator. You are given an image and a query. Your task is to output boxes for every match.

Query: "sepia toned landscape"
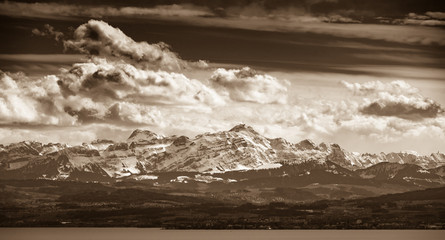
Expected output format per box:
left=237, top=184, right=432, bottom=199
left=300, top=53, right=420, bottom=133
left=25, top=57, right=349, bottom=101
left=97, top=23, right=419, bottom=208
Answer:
left=1, top=0, right=445, bottom=233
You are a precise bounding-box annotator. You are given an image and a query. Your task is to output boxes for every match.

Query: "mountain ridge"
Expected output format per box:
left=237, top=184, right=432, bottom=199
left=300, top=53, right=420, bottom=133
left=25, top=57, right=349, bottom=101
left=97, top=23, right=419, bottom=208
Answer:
left=0, top=124, right=444, bottom=182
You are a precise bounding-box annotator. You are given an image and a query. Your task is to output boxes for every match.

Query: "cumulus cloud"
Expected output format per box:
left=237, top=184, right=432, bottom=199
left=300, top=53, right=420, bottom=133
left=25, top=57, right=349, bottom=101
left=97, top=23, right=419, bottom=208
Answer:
left=0, top=60, right=221, bottom=126
left=1, top=58, right=226, bottom=126
left=64, top=20, right=189, bottom=71
left=0, top=19, right=233, bottom=127
left=32, top=24, right=64, bottom=42
left=342, top=80, right=444, bottom=120
left=0, top=70, right=76, bottom=125
left=360, top=93, right=442, bottom=119
left=57, top=57, right=224, bottom=107
left=209, top=67, right=289, bottom=104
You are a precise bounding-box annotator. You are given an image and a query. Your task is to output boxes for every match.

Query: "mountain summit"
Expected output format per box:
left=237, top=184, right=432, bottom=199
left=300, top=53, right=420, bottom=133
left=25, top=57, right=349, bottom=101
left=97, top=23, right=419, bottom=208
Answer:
left=229, top=124, right=259, bottom=135
left=127, top=129, right=162, bottom=143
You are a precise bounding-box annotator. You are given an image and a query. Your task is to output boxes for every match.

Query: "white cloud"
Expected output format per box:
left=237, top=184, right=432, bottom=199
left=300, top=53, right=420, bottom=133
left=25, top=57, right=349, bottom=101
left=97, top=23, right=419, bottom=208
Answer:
left=361, top=92, right=442, bottom=119
left=0, top=71, right=76, bottom=125
left=64, top=20, right=189, bottom=71
left=342, top=80, right=444, bottom=119
left=0, top=56, right=225, bottom=126
left=210, top=67, right=289, bottom=104
left=1, top=20, right=230, bottom=127
left=58, top=57, right=224, bottom=106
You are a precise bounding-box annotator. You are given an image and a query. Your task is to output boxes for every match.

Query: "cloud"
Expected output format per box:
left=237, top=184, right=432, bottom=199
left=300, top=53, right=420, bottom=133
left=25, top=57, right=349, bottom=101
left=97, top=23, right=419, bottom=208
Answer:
left=57, top=57, right=224, bottom=107
left=392, top=12, right=445, bottom=27
left=341, top=80, right=420, bottom=96
left=32, top=24, right=64, bottom=42
left=4, top=1, right=445, bottom=47
left=0, top=55, right=224, bottom=126
left=209, top=67, right=289, bottom=104
left=116, top=4, right=213, bottom=17
left=0, top=1, right=359, bottom=24
left=63, top=20, right=189, bottom=71
left=342, top=80, right=444, bottom=120
left=2, top=18, right=444, bottom=154
left=242, top=97, right=445, bottom=153
left=0, top=70, right=76, bottom=125
left=334, top=113, right=445, bottom=150
left=1, top=19, right=232, bottom=127
left=319, top=14, right=361, bottom=23
left=426, top=12, right=445, bottom=20
left=361, top=93, right=443, bottom=119
left=0, top=2, right=213, bottom=19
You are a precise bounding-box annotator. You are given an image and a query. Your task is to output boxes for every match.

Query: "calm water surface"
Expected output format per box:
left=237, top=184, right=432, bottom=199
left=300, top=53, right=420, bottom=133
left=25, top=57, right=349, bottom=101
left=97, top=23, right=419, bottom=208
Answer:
left=1, top=228, right=443, bottom=240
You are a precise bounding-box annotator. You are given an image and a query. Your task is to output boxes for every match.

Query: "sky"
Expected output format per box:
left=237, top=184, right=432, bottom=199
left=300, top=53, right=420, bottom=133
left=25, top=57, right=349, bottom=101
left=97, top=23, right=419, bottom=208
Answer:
left=0, top=0, right=444, bottom=154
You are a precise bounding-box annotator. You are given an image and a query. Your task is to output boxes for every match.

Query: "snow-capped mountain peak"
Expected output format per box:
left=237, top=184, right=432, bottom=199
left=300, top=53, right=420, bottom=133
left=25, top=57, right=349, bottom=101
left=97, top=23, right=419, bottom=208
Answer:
left=229, top=123, right=259, bottom=135
left=127, top=129, right=163, bottom=143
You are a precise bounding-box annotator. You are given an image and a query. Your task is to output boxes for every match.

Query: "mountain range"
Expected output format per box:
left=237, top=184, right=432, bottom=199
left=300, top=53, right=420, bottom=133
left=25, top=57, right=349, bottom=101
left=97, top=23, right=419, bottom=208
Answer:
left=1, top=124, right=444, bottom=188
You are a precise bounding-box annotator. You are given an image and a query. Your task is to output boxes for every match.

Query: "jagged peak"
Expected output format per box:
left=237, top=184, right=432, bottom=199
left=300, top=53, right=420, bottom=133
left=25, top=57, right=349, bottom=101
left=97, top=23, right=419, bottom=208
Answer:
left=330, top=143, right=342, bottom=149
left=295, top=139, right=317, bottom=150
left=229, top=124, right=259, bottom=135
left=127, top=129, right=161, bottom=142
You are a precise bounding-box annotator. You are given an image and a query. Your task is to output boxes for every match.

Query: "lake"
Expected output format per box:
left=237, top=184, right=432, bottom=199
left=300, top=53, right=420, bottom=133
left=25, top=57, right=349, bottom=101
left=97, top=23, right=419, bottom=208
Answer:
left=1, top=228, right=443, bottom=240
